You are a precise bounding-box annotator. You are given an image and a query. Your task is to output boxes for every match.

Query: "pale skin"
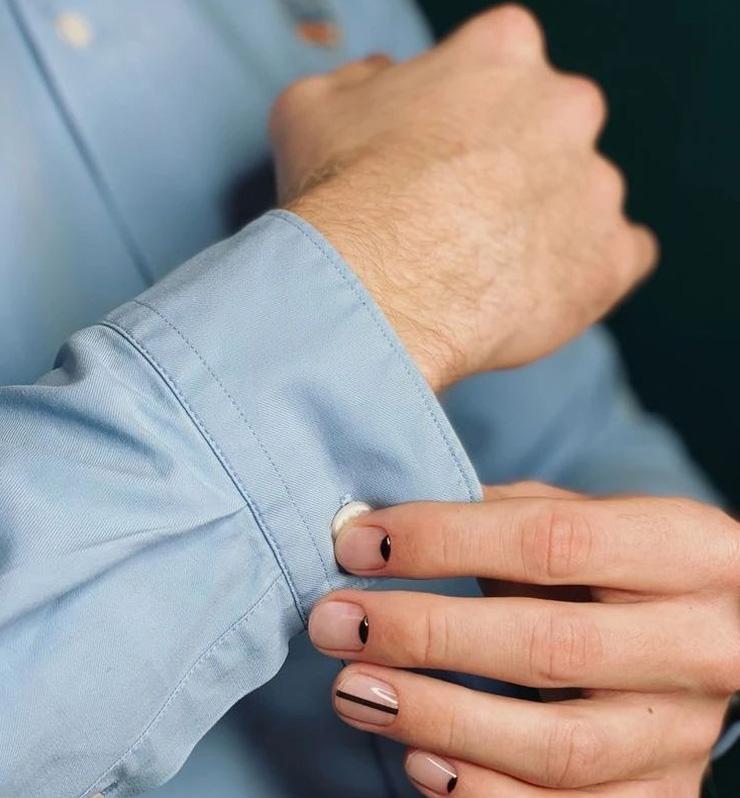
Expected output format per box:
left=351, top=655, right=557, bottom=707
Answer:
left=267, top=3, right=733, bottom=795
left=309, top=484, right=739, bottom=797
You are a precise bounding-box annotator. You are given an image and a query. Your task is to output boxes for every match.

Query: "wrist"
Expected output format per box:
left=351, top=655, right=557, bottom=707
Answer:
left=287, top=194, right=456, bottom=392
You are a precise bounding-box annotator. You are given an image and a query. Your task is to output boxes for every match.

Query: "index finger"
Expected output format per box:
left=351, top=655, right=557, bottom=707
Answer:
left=334, top=494, right=736, bottom=593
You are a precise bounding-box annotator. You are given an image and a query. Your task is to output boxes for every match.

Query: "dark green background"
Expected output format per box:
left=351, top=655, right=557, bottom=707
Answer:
left=418, top=0, right=739, bottom=792
left=419, top=0, right=740, bottom=506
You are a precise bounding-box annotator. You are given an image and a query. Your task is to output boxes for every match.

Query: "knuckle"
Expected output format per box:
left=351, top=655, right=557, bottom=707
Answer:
left=672, top=698, right=729, bottom=763
left=462, top=4, right=544, bottom=58
left=592, top=157, right=627, bottom=207
left=269, top=76, right=327, bottom=135
left=633, top=226, right=660, bottom=277
left=520, top=506, right=595, bottom=582
left=686, top=501, right=740, bottom=571
left=561, top=74, right=608, bottom=131
left=439, top=697, right=469, bottom=754
left=409, top=605, right=452, bottom=667
left=527, top=608, right=602, bottom=686
left=490, top=3, right=542, bottom=41
left=705, top=636, right=740, bottom=694
left=608, top=226, right=650, bottom=291
left=543, top=716, right=603, bottom=788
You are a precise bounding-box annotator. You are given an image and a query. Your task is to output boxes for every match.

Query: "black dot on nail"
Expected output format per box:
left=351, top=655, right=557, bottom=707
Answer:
left=380, top=535, right=391, bottom=561
left=447, top=775, right=458, bottom=793
left=358, top=615, right=369, bottom=644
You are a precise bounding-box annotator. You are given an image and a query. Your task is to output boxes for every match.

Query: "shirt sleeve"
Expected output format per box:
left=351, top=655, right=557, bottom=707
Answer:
left=444, top=325, right=721, bottom=505
left=0, top=209, right=481, bottom=798
left=526, top=326, right=721, bottom=503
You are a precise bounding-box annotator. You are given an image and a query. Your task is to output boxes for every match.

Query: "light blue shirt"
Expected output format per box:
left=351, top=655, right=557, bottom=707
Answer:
left=0, top=2, right=721, bottom=797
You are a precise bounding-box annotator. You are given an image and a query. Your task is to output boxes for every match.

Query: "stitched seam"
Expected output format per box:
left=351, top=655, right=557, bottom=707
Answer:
left=129, top=298, right=336, bottom=600
left=267, top=209, right=477, bottom=502
left=78, top=575, right=283, bottom=798
left=99, top=320, right=305, bottom=625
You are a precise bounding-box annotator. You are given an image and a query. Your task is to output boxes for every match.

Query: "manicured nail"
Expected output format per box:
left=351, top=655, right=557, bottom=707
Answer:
left=334, top=525, right=391, bottom=571
left=309, top=601, right=368, bottom=651
left=334, top=673, right=398, bottom=726
left=406, top=751, right=458, bottom=794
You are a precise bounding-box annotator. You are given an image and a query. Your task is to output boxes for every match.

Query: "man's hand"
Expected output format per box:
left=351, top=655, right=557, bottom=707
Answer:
left=308, top=483, right=738, bottom=796
left=269, top=5, right=658, bottom=390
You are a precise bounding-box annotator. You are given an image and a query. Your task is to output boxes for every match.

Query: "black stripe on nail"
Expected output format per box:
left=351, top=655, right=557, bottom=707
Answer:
left=335, top=690, right=399, bottom=715
left=380, top=534, right=391, bottom=561
left=447, top=775, right=458, bottom=793
left=359, top=615, right=369, bottom=644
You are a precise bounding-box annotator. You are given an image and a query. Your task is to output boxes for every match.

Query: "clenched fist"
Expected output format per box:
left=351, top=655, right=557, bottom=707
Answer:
left=269, top=5, right=657, bottom=390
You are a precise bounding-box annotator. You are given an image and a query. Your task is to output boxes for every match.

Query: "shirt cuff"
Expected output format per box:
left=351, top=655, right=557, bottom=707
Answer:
left=106, top=209, right=482, bottom=622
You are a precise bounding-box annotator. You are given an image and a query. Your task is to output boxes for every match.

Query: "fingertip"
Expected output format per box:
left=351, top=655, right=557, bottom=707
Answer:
left=334, top=524, right=391, bottom=572
left=333, top=666, right=400, bottom=728
left=405, top=749, right=460, bottom=796
left=308, top=598, right=368, bottom=653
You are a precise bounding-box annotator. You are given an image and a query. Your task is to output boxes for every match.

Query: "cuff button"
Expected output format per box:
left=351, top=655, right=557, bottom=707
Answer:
left=331, top=500, right=373, bottom=541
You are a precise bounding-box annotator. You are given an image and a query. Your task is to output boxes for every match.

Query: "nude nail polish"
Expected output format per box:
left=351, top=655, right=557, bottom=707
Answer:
left=309, top=601, right=368, bottom=651
left=334, top=673, right=398, bottom=726
left=406, top=751, right=458, bottom=794
left=334, top=525, right=391, bottom=571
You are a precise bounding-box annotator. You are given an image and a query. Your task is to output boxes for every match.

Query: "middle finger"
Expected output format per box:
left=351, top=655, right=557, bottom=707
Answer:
left=309, top=590, right=723, bottom=692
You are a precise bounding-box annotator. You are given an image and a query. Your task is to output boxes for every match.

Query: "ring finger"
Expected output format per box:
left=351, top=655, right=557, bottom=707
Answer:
left=330, top=663, right=716, bottom=789
left=310, top=590, right=720, bottom=692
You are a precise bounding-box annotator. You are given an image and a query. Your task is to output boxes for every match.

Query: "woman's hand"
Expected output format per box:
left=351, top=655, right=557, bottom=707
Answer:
left=308, top=483, right=739, bottom=796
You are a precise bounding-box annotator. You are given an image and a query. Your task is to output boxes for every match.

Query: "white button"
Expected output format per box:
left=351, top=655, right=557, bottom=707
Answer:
left=331, top=500, right=372, bottom=540
left=55, top=12, right=93, bottom=48
left=90, top=794, right=105, bottom=798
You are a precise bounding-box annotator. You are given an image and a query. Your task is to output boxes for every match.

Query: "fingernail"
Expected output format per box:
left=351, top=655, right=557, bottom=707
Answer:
left=334, top=525, right=391, bottom=571
left=334, top=673, right=398, bottom=726
left=309, top=601, right=368, bottom=651
left=406, top=751, right=458, bottom=794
